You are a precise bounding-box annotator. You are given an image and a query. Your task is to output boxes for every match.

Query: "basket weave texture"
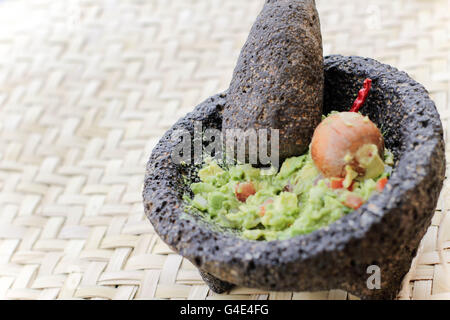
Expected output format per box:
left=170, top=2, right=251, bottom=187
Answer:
left=0, top=0, right=448, bottom=300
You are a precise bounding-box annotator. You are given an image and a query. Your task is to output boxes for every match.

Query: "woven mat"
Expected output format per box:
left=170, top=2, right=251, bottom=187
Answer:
left=0, top=0, right=448, bottom=300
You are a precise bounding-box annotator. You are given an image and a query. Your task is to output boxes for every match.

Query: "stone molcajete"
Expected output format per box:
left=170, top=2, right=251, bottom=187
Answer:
left=143, top=0, right=446, bottom=300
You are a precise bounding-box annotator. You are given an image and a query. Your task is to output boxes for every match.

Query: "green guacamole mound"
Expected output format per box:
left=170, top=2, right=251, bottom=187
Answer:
left=185, top=150, right=393, bottom=241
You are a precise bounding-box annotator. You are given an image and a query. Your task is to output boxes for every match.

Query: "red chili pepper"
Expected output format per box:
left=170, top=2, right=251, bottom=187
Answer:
left=350, top=78, right=372, bottom=112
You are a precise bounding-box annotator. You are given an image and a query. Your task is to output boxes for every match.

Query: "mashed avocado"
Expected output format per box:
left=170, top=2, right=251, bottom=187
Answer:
left=186, top=148, right=393, bottom=241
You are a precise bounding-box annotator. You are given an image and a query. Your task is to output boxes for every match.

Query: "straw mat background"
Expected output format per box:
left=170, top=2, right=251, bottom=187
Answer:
left=0, top=0, right=449, bottom=299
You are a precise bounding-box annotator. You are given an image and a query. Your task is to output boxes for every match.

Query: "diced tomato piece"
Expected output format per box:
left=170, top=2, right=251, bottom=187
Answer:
left=376, top=177, right=388, bottom=192
left=330, top=178, right=344, bottom=189
left=258, top=206, right=266, bottom=217
left=329, top=178, right=356, bottom=191
left=344, top=194, right=364, bottom=210
left=258, top=199, right=273, bottom=217
left=235, top=182, right=256, bottom=202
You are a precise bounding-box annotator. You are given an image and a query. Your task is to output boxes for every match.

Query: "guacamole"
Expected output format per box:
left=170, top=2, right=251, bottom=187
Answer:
left=186, top=148, right=393, bottom=241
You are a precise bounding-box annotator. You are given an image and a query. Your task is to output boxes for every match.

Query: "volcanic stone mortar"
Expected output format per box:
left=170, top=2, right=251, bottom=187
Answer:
left=143, top=55, right=446, bottom=299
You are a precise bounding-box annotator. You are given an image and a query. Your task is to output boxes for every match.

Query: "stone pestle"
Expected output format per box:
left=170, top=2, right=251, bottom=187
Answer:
left=223, top=0, right=324, bottom=163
